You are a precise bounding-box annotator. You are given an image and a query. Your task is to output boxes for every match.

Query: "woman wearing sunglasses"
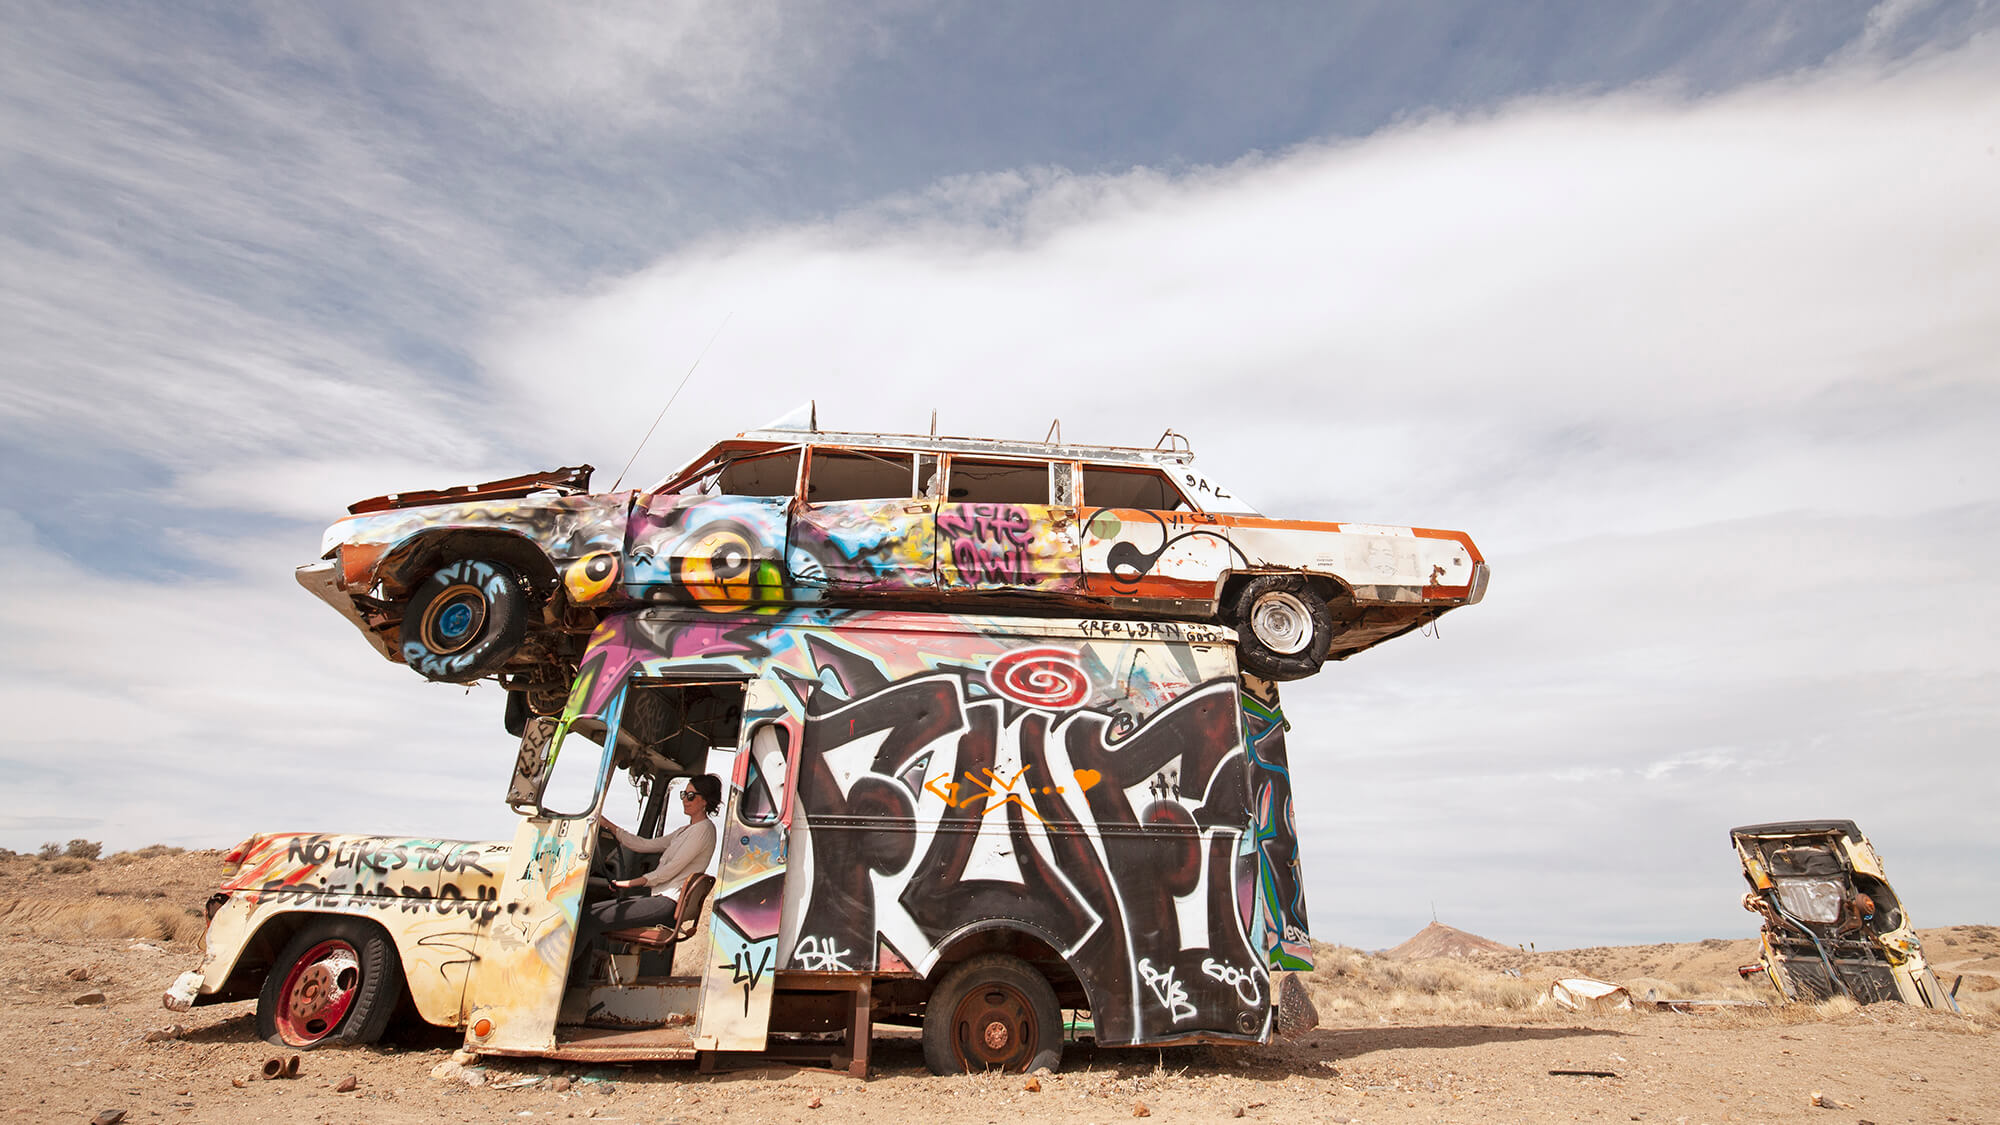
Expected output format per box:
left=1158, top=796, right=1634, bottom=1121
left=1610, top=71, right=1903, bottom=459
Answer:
left=574, top=774, right=722, bottom=959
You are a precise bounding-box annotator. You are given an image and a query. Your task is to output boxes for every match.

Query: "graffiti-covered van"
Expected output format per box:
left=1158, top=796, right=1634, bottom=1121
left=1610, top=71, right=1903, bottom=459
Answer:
left=298, top=416, right=1486, bottom=717
left=166, top=605, right=1316, bottom=1074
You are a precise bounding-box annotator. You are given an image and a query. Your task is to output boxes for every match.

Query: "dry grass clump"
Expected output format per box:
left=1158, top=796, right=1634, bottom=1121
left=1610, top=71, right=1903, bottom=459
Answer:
left=1300, top=943, right=1551, bottom=1023
left=108, top=844, right=186, bottom=864
left=0, top=898, right=206, bottom=944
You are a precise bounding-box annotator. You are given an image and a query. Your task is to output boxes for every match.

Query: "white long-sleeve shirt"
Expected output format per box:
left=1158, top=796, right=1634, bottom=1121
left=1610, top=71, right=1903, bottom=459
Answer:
left=610, top=817, right=717, bottom=897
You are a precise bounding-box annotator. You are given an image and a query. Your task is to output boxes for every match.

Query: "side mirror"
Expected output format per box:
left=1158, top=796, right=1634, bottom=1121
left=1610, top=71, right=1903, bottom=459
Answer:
left=507, top=716, right=559, bottom=811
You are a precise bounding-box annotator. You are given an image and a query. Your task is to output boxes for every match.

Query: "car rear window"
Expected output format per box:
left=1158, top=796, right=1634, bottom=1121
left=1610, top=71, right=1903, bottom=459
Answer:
left=1082, top=466, right=1190, bottom=511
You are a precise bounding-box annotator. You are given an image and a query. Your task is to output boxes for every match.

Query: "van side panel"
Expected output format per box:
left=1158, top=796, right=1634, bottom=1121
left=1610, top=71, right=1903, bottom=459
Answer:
left=573, top=608, right=1273, bottom=1046
left=1242, top=676, right=1314, bottom=971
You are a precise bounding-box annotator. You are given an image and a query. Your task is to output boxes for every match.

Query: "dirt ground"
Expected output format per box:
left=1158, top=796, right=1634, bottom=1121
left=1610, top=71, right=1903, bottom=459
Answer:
left=4, top=850, right=1996, bottom=1125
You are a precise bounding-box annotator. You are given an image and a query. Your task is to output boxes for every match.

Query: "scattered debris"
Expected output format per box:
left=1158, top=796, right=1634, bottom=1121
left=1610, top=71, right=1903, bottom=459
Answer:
left=90, top=1111, right=126, bottom=1125
left=493, top=1076, right=543, bottom=1090
left=1133, top=1102, right=1151, bottom=1117
left=72, top=991, right=107, bottom=1005
left=1809, top=1089, right=1854, bottom=1109
left=1233, top=1109, right=1246, bottom=1119
left=1545, top=978, right=1632, bottom=1012
left=1024, top=1077, right=1041, bottom=1092
left=66, top=967, right=91, bottom=981
left=1550, top=1070, right=1620, bottom=1078
left=807, top=1096, right=823, bottom=1109
left=261, top=1055, right=301, bottom=1080
left=230, top=1078, right=247, bottom=1089
left=335, top=1075, right=359, bottom=1093
left=142, top=1024, right=187, bottom=1043
left=550, top=1076, right=573, bottom=1092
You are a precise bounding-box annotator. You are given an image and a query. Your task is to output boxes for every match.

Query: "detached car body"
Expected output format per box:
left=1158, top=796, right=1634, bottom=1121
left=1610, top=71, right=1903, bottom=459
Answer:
left=300, top=420, right=1486, bottom=706
left=1731, top=820, right=1957, bottom=1010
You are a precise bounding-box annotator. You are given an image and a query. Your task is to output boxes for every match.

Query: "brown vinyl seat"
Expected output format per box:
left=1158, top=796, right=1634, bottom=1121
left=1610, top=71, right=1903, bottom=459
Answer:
left=603, top=872, right=715, bottom=959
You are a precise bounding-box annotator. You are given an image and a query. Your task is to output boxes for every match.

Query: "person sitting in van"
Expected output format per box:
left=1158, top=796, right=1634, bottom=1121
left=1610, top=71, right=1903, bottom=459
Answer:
left=575, top=774, right=721, bottom=958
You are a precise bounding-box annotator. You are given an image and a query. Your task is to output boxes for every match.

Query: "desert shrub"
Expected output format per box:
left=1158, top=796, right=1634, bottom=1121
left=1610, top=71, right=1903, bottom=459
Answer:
left=65, top=840, right=102, bottom=860
left=48, top=857, right=90, bottom=874
left=37, top=843, right=61, bottom=860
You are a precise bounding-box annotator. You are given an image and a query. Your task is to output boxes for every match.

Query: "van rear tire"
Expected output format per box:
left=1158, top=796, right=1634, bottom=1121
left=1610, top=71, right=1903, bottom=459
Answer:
left=921, top=954, right=1062, bottom=1075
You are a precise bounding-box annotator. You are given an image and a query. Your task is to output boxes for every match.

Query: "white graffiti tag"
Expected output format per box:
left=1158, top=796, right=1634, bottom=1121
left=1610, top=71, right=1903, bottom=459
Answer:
left=792, top=935, right=853, bottom=973
left=1137, top=957, right=1196, bottom=1023
left=1201, top=957, right=1266, bottom=1006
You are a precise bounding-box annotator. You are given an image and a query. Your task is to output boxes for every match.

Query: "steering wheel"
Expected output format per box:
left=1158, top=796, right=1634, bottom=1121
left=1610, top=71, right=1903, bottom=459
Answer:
left=590, top=824, right=625, bottom=882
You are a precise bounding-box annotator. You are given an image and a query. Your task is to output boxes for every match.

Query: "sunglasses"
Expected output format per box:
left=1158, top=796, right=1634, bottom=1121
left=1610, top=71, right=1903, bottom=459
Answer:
left=680, top=791, right=702, bottom=802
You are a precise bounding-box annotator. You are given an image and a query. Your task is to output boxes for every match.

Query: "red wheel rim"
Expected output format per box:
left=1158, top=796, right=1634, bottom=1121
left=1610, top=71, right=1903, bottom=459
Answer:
left=949, top=982, right=1040, bottom=1072
left=274, top=938, right=362, bottom=1046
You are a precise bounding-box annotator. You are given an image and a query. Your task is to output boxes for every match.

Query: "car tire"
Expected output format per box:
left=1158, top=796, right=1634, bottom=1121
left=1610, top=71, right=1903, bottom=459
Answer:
left=399, top=559, right=529, bottom=683
left=1230, top=575, right=1332, bottom=681
left=921, top=954, right=1063, bottom=1075
left=257, top=917, right=405, bottom=1049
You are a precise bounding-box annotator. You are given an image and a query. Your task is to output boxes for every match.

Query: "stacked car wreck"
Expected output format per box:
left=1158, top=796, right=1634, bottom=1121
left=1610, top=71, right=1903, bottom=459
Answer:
left=169, top=417, right=1488, bottom=1074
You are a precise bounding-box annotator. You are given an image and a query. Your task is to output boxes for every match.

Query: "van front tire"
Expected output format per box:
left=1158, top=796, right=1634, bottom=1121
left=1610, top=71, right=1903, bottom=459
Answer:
left=257, top=917, right=405, bottom=1049
left=921, top=954, right=1062, bottom=1075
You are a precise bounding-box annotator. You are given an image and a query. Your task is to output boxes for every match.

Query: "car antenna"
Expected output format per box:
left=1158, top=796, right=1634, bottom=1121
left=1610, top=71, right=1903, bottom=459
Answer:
left=611, top=312, right=733, bottom=491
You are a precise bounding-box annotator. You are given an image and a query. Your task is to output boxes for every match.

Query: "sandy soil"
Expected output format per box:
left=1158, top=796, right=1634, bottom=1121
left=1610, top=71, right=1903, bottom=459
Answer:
left=3, top=851, right=1996, bottom=1125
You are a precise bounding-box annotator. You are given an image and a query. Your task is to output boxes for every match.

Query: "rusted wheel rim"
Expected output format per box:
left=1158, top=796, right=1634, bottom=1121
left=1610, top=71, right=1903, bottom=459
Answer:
left=417, top=583, right=487, bottom=654
left=274, top=939, right=361, bottom=1046
left=950, top=982, right=1039, bottom=1071
left=1249, top=591, right=1312, bottom=654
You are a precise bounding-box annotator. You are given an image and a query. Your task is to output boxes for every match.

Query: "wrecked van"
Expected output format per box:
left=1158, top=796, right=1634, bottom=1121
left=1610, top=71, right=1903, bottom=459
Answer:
left=1732, top=820, right=1958, bottom=1010
left=298, top=419, right=1486, bottom=713
left=167, top=605, right=1317, bottom=1073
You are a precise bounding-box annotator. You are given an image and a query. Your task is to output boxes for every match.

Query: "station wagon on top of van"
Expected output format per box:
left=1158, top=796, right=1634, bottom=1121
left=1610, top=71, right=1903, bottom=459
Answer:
left=298, top=414, right=1487, bottom=714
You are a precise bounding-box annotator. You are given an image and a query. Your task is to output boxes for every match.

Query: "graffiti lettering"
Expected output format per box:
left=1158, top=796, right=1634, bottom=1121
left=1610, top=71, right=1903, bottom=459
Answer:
left=791, top=935, right=853, bottom=973
left=938, top=504, right=1039, bottom=586
left=1138, top=958, right=1196, bottom=1023
left=1201, top=957, right=1265, bottom=1006
left=725, top=945, right=774, bottom=1016
left=1076, top=619, right=1222, bottom=644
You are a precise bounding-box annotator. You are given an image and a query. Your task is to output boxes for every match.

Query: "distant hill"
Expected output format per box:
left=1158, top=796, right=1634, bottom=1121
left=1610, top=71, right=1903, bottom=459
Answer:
left=1385, top=921, right=1513, bottom=959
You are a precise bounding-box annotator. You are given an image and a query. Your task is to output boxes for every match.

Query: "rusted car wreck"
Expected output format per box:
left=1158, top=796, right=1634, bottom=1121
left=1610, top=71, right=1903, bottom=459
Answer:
left=297, top=419, right=1486, bottom=724
left=1732, top=820, right=1958, bottom=1010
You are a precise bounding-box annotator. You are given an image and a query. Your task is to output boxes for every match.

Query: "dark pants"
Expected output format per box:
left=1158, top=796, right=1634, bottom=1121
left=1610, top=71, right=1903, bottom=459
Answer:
left=575, top=892, right=679, bottom=962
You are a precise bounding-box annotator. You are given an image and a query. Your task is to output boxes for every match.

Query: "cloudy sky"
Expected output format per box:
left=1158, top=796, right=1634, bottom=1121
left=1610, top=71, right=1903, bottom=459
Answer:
left=4, top=0, right=1997, bottom=951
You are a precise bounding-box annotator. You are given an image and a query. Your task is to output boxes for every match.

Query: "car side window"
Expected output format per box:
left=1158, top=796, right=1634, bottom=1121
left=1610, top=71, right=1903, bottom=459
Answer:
left=946, top=458, right=1049, bottom=504
left=806, top=450, right=916, bottom=502
left=1081, top=466, right=1191, bottom=511
left=717, top=450, right=802, bottom=497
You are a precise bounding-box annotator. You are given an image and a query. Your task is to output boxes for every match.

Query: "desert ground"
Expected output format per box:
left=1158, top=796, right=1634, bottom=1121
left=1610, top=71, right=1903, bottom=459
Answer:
left=3, top=848, right=1996, bottom=1125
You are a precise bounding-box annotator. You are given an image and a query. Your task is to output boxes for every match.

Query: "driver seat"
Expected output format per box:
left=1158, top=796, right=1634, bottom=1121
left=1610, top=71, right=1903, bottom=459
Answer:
left=603, top=872, right=715, bottom=966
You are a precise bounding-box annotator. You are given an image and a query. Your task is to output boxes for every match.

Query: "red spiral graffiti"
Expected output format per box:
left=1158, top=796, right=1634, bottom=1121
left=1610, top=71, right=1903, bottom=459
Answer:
left=986, top=646, right=1091, bottom=709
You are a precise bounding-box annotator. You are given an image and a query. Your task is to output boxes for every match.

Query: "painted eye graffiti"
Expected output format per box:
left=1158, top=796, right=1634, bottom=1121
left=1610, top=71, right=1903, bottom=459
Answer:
left=676, top=526, right=783, bottom=609
left=564, top=551, right=620, bottom=603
